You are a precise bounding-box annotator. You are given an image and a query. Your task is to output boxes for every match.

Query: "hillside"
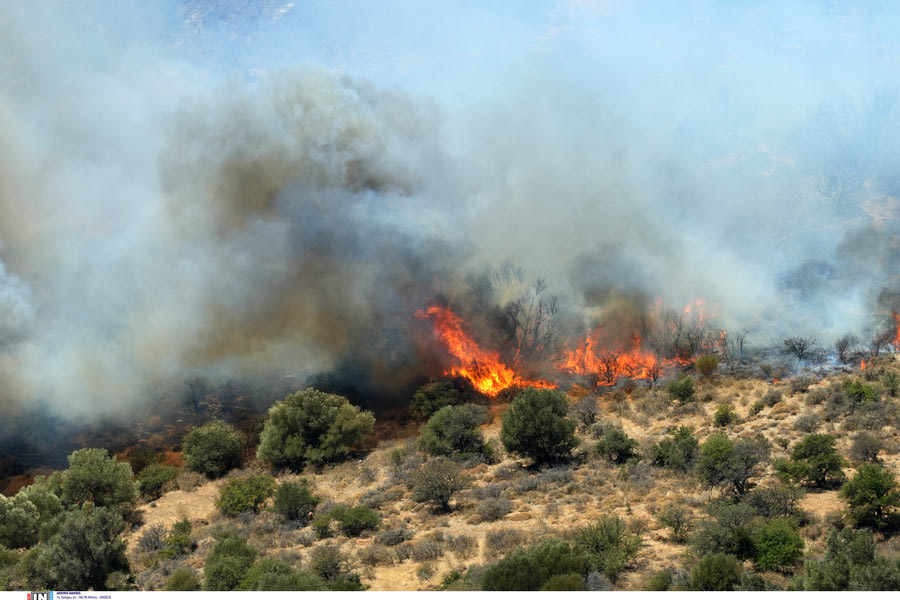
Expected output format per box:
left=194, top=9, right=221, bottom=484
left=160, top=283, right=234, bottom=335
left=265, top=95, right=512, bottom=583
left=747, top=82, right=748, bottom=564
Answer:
left=119, top=358, right=900, bottom=591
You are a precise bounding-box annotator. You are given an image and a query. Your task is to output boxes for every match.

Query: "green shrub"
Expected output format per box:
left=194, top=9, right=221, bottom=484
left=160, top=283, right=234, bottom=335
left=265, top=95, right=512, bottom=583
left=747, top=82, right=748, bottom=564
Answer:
left=775, top=433, right=846, bottom=488
left=882, top=371, right=900, bottom=397
left=573, top=516, right=641, bottom=582
left=204, top=531, right=256, bottom=591
left=182, top=420, right=246, bottom=479
left=408, top=457, right=470, bottom=512
left=750, top=400, right=765, bottom=415
left=762, top=389, right=783, bottom=407
left=418, top=403, right=487, bottom=457
left=330, top=505, right=381, bottom=537
left=695, top=355, right=719, bottom=377
left=696, top=433, right=769, bottom=497
left=844, top=379, right=877, bottom=403
left=137, top=464, right=177, bottom=499
left=797, top=527, right=881, bottom=590
left=411, top=380, right=460, bottom=418
left=476, top=496, right=513, bottom=522
left=500, top=387, right=578, bottom=466
left=481, top=537, right=588, bottom=591
left=0, top=494, right=41, bottom=549
left=273, top=480, right=320, bottom=524
left=644, top=569, right=673, bottom=591
left=667, top=374, right=695, bottom=404
left=309, top=543, right=348, bottom=581
left=650, top=426, right=698, bottom=472
left=595, top=425, right=639, bottom=464
left=161, top=517, right=195, bottom=558
left=59, top=448, right=138, bottom=514
left=164, top=568, right=201, bottom=591
left=238, top=557, right=326, bottom=591
left=256, top=389, right=375, bottom=470
left=540, top=572, right=583, bottom=591
left=689, top=552, right=743, bottom=591
left=850, top=433, right=885, bottom=464
left=33, top=504, right=130, bottom=591
left=657, top=503, right=692, bottom=543
left=840, top=463, right=899, bottom=529
left=216, top=475, right=276, bottom=517
left=753, top=518, right=804, bottom=571
left=713, top=404, right=737, bottom=427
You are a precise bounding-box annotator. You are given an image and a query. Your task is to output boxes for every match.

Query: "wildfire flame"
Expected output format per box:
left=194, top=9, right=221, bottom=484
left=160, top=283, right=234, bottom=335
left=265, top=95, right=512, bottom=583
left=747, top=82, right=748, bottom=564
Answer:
left=416, top=305, right=556, bottom=396
left=557, top=329, right=665, bottom=386
left=894, top=312, right=900, bottom=348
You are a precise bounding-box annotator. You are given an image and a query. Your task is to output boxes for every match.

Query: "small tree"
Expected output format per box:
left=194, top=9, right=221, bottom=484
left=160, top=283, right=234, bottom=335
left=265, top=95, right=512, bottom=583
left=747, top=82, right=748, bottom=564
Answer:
left=273, top=480, right=320, bottom=524
left=216, top=475, right=276, bottom=517
left=713, top=404, right=738, bottom=427
left=500, top=387, right=577, bottom=466
left=775, top=433, right=846, bottom=488
left=182, top=420, right=246, bottom=479
left=257, top=389, right=375, bottom=470
left=481, top=537, right=588, bottom=591
left=137, top=464, right=178, bottom=499
left=657, top=503, right=692, bottom=543
left=834, top=335, right=857, bottom=363
left=840, top=463, right=900, bottom=529
left=409, top=457, right=470, bottom=512
left=696, top=433, right=769, bottom=497
left=418, top=404, right=487, bottom=458
left=60, top=448, right=138, bottom=514
left=783, top=336, right=817, bottom=360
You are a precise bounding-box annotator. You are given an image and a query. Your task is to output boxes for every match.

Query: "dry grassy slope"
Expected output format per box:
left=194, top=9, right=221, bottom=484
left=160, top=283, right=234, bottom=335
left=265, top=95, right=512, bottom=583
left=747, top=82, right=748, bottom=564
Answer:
left=127, top=357, right=900, bottom=591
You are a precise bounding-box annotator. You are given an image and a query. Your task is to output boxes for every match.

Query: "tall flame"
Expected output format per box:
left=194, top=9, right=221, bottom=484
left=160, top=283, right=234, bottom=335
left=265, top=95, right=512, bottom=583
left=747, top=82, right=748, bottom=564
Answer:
left=416, top=305, right=556, bottom=396
left=557, top=329, right=664, bottom=386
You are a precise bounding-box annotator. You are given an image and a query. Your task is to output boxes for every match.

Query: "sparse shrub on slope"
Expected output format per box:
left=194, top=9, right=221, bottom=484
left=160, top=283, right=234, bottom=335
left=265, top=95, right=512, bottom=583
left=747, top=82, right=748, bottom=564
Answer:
left=667, top=374, right=695, bottom=404
left=752, top=518, right=804, bottom=572
left=204, top=530, right=256, bottom=591
left=795, top=527, right=900, bottom=590
left=713, top=404, right=737, bottom=427
left=408, top=457, right=470, bottom=512
left=410, top=380, right=460, bottom=419
left=694, top=354, right=719, bottom=378
left=137, top=463, right=177, bottom=499
left=164, top=569, right=201, bottom=591
left=182, top=420, right=246, bottom=479
left=650, top=426, right=698, bottom=472
left=595, top=424, right=639, bottom=464
left=216, top=475, right=275, bottom=517
left=256, top=389, right=375, bottom=470
left=500, top=387, right=577, bottom=467
left=849, top=432, right=885, bottom=464
left=418, top=403, right=487, bottom=458
left=689, top=552, right=743, bottom=591
left=573, top=516, right=641, bottom=582
left=775, top=433, right=846, bottom=488
left=840, top=463, right=900, bottom=530
left=481, top=537, right=588, bottom=591
left=696, top=433, right=769, bottom=497
left=272, top=480, right=320, bottom=524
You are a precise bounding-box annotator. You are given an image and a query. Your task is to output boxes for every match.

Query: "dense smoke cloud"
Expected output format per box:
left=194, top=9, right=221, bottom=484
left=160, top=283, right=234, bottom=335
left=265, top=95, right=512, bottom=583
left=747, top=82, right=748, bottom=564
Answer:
left=1, top=1, right=900, bottom=423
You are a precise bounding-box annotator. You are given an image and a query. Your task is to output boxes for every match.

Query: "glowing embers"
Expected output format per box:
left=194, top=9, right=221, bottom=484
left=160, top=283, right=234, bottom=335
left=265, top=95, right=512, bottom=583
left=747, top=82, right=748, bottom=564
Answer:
left=416, top=305, right=555, bottom=396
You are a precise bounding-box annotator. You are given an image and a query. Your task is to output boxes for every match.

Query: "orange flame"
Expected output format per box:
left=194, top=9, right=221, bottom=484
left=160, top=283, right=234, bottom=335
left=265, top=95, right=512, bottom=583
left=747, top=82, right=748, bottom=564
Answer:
left=416, top=305, right=556, bottom=396
left=894, top=312, right=900, bottom=348
left=861, top=359, right=867, bottom=370
left=557, top=329, right=670, bottom=386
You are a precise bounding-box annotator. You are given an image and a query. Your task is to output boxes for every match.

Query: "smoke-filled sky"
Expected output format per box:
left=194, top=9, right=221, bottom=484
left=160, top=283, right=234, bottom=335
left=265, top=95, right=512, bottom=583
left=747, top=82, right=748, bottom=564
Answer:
left=2, top=0, right=900, bottom=418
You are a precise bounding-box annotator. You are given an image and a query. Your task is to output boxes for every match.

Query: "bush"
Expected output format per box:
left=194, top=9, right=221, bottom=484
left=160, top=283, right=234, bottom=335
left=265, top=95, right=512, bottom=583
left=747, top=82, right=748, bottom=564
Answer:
left=182, top=420, right=246, bottom=479
left=34, top=504, right=130, bottom=591
left=540, top=572, right=583, bottom=591
left=790, top=376, right=815, bottom=395
left=60, top=448, right=138, bottom=514
left=850, top=433, right=885, bottom=464
left=330, top=505, right=381, bottom=537
left=137, top=523, right=168, bottom=552
left=762, top=389, right=783, bottom=407
left=595, top=425, right=639, bottom=464
left=689, top=552, right=743, bottom=591
left=753, top=518, right=804, bottom=571
left=204, top=531, right=256, bottom=591
left=840, top=463, right=900, bottom=529
left=164, top=569, right=201, bottom=591
left=667, top=374, right=695, bottom=404
left=475, top=496, right=513, bottom=522
left=713, top=404, right=737, bottom=427
left=644, top=569, right=673, bottom=591
left=481, top=537, right=588, bottom=591
left=163, top=517, right=195, bottom=557
left=657, top=504, right=692, bottom=543
left=256, top=389, right=375, bottom=470
left=650, top=426, right=698, bottom=472
left=883, top=371, right=900, bottom=397
left=375, top=529, right=413, bottom=546
left=309, top=543, right=349, bottom=581
left=137, top=464, right=178, bottom=499
left=775, top=433, right=846, bottom=488
left=408, top=457, right=470, bottom=512
left=694, top=355, right=719, bottom=377
left=573, top=516, right=641, bottom=582
left=795, top=414, right=821, bottom=433
left=571, top=395, right=598, bottom=428
left=844, top=378, right=877, bottom=403
left=0, top=494, right=42, bottom=549
left=418, top=404, right=487, bottom=458
left=216, top=475, right=276, bottom=517
left=500, top=387, right=577, bottom=466
left=411, top=380, right=460, bottom=419
left=272, top=480, right=320, bottom=524
left=798, top=527, right=884, bottom=590
left=238, top=558, right=326, bottom=591
left=696, top=433, right=769, bottom=497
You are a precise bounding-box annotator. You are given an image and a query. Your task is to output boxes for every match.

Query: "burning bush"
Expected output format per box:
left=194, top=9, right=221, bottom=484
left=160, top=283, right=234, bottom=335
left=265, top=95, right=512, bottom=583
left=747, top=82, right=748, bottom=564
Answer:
left=256, top=389, right=375, bottom=471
